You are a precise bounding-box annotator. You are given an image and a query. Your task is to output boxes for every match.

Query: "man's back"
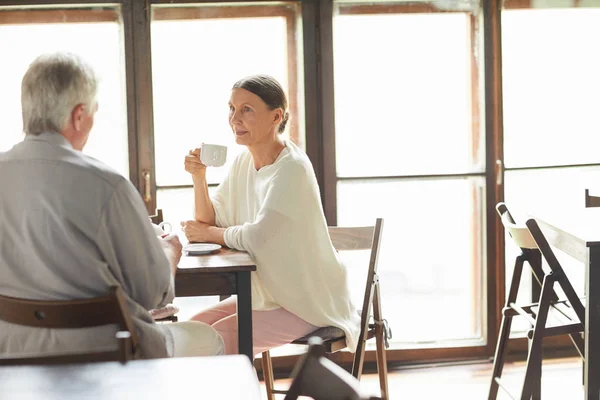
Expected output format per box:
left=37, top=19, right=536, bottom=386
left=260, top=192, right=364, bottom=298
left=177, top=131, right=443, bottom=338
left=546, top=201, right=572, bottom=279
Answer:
left=0, top=132, right=174, bottom=359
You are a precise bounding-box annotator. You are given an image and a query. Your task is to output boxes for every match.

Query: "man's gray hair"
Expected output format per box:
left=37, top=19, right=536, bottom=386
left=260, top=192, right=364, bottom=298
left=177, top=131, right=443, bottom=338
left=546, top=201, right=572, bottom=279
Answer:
left=21, top=52, right=98, bottom=136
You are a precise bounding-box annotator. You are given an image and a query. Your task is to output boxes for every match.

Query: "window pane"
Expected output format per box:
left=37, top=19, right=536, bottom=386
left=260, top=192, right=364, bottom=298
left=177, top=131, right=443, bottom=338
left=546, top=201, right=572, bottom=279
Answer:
left=337, top=177, right=485, bottom=345
left=151, top=3, right=304, bottom=187
left=0, top=9, right=129, bottom=177
left=333, top=9, right=483, bottom=177
left=502, top=8, right=600, bottom=168
left=156, top=187, right=220, bottom=227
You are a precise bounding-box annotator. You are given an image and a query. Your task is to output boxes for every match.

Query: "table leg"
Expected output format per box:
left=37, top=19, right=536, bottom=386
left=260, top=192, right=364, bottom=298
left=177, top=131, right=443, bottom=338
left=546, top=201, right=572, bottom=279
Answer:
left=585, top=247, right=600, bottom=400
left=237, top=271, right=253, bottom=361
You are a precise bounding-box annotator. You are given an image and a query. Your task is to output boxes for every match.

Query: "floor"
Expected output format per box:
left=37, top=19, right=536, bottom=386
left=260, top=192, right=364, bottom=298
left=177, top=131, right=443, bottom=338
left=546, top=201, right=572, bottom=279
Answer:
left=259, top=357, right=583, bottom=399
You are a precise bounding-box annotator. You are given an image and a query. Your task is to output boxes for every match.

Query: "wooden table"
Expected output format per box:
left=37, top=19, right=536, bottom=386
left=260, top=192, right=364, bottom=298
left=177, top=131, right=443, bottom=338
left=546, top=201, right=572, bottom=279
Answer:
left=534, top=208, right=600, bottom=400
left=175, top=247, right=256, bottom=361
left=0, top=355, right=261, bottom=399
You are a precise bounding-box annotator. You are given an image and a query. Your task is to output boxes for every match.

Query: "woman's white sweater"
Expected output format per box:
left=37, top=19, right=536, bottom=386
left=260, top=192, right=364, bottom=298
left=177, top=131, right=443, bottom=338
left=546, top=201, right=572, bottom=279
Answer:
left=212, top=140, right=360, bottom=351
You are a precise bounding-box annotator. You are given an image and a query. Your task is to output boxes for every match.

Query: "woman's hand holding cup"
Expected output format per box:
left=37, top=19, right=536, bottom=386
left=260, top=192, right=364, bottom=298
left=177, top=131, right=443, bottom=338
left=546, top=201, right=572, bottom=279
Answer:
left=184, top=147, right=207, bottom=179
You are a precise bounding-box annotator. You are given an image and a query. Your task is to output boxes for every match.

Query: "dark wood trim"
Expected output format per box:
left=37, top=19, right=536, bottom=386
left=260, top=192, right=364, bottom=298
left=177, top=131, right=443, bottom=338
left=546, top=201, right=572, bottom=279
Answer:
left=151, top=4, right=296, bottom=20
left=336, top=3, right=461, bottom=15
left=483, top=0, right=505, bottom=357
left=0, top=0, right=119, bottom=5
left=301, top=0, right=325, bottom=214
left=318, top=0, right=337, bottom=226
left=131, top=0, right=157, bottom=213
left=0, top=8, right=119, bottom=23
left=122, top=1, right=139, bottom=191
left=338, top=172, right=486, bottom=182
left=506, top=162, right=600, bottom=172
left=502, top=0, right=532, bottom=9
left=151, top=0, right=288, bottom=3
left=157, top=184, right=218, bottom=190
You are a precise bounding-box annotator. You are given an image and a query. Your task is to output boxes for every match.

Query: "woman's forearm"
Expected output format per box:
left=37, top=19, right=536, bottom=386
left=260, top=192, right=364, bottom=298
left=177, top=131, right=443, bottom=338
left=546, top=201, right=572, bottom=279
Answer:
left=193, top=176, right=216, bottom=225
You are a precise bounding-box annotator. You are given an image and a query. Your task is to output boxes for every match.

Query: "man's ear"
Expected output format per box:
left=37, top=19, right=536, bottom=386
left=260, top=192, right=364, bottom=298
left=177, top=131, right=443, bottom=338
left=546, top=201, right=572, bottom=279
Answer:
left=71, top=104, right=86, bottom=132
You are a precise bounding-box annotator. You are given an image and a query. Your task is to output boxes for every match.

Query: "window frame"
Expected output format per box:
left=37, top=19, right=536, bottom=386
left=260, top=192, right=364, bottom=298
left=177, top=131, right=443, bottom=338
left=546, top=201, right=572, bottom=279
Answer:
left=149, top=2, right=303, bottom=200
left=326, top=0, right=494, bottom=363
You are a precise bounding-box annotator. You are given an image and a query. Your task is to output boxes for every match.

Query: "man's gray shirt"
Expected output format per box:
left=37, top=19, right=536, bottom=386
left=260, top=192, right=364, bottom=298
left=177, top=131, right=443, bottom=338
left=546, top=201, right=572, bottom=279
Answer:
left=0, top=132, right=175, bottom=359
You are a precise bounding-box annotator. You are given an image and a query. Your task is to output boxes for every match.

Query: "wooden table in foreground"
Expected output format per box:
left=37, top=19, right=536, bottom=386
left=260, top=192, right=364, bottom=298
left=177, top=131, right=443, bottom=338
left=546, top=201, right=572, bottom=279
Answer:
left=175, top=247, right=256, bottom=361
left=0, top=355, right=260, bottom=399
left=534, top=207, right=600, bottom=400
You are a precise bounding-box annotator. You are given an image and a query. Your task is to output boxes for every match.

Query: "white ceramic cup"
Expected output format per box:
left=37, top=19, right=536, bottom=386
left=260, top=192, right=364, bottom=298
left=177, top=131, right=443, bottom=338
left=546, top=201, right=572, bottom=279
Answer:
left=152, top=222, right=172, bottom=236
left=200, top=144, right=227, bottom=167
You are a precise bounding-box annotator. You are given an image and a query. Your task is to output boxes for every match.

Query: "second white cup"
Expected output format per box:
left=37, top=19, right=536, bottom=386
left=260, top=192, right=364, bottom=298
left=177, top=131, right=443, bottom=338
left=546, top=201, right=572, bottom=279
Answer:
left=152, top=222, right=172, bottom=236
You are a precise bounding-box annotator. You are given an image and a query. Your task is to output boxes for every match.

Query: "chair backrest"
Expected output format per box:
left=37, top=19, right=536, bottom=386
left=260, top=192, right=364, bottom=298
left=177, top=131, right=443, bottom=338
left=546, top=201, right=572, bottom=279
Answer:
left=496, top=202, right=537, bottom=250
left=284, top=337, right=369, bottom=400
left=150, top=209, right=164, bottom=224
left=585, top=189, right=600, bottom=208
left=0, top=286, right=139, bottom=365
left=525, top=218, right=587, bottom=324
left=328, top=218, right=384, bottom=349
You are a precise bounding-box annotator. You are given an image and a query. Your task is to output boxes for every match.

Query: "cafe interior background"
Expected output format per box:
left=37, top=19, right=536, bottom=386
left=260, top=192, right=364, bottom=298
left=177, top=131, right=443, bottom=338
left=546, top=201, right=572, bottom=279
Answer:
left=0, top=0, right=598, bottom=394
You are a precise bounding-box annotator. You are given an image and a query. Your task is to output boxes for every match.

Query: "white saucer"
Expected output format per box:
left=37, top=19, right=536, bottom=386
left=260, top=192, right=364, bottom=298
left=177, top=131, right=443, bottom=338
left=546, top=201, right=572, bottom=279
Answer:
left=183, top=243, right=222, bottom=255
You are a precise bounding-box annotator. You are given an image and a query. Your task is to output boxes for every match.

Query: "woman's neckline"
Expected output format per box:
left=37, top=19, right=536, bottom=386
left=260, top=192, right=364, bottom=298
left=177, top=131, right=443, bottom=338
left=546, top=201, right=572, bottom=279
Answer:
left=254, top=140, right=289, bottom=173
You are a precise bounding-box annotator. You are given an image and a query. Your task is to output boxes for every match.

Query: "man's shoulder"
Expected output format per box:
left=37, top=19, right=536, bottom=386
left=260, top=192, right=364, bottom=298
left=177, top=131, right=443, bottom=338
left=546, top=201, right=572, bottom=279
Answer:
left=74, top=153, right=127, bottom=188
left=2, top=137, right=128, bottom=190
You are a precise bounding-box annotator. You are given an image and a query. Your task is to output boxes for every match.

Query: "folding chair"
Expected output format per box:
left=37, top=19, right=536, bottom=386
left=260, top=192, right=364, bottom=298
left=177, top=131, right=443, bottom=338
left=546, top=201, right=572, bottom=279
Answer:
left=262, top=218, right=390, bottom=400
left=489, top=203, right=585, bottom=399
left=149, top=209, right=164, bottom=224
left=284, top=337, right=381, bottom=400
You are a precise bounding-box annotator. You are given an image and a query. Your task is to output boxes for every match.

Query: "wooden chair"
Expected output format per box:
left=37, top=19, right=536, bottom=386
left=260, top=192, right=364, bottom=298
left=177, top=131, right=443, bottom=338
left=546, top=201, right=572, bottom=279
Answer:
left=150, top=209, right=164, bottom=224
left=284, top=337, right=380, bottom=400
left=489, top=203, right=585, bottom=400
left=584, top=189, right=600, bottom=208
left=262, top=218, right=390, bottom=400
left=0, top=286, right=139, bottom=365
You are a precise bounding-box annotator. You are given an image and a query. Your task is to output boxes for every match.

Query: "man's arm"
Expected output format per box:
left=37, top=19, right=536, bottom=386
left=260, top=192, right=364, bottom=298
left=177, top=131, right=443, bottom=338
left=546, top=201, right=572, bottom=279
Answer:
left=96, top=180, right=177, bottom=310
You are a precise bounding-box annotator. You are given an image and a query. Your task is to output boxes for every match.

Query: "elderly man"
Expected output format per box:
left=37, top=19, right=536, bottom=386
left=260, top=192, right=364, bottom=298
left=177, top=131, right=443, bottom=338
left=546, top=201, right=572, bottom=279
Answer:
left=0, top=52, right=223, bottom=359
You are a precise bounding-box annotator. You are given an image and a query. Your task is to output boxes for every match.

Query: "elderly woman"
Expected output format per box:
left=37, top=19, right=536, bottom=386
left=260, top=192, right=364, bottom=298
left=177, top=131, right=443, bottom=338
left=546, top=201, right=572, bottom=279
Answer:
left=181, top=75, right=359, bottom=356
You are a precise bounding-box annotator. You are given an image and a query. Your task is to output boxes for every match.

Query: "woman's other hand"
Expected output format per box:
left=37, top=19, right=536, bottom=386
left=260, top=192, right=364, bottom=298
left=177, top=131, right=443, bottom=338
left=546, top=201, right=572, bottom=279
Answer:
left=181, top=220, right=211, bottom=243
left=184, top=148, right=206, bottom=179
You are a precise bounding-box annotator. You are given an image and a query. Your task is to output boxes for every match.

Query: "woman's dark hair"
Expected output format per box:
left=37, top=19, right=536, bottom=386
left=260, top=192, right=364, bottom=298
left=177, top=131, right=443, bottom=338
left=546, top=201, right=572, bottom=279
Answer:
left=232, top=75, right=289, bottom=134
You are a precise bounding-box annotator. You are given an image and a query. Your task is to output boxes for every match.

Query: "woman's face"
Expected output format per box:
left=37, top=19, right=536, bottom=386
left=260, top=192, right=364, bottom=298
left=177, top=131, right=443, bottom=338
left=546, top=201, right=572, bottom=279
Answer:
left=228, top=88, right=281, bottom=147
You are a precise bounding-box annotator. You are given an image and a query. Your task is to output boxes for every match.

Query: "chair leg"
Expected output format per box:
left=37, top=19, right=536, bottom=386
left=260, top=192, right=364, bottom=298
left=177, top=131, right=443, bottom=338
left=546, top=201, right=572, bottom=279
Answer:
left=352, top=283, right=375, bottom=380
left=488, top=314, right=515, bottom=399
left=520, top=275, right=555, bottom=400
left=261, top=351, right=275, bottom=400
left=372, top=283, right=389, bottom=400
left=489, top=255, right=525, bottom=400
left=530, top=337, right=541, bottom=400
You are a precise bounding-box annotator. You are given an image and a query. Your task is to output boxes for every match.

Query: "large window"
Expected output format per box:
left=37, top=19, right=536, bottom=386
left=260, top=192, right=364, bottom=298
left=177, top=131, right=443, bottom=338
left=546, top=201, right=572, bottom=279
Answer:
left=501, top=2, right=600, bottom=334
left=333, top=1, right=487, bottom=349
left=0, top=7, right=129, bottom=177
left=150, top=3, right=304, bottom=225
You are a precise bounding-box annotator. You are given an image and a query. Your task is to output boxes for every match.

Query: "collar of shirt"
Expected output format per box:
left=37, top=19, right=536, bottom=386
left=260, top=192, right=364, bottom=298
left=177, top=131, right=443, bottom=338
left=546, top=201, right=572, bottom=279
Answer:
left=23, top=132, right=74, bottom=150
